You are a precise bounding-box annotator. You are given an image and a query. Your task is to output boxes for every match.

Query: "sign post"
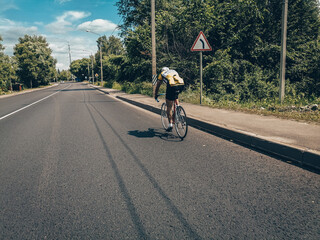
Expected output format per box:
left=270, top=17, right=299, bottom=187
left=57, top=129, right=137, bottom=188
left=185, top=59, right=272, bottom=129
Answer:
left=191, top=31, right=212, bottom=104
left=95, top=73, right=98, bottom=85
left=200, top=51, right=203, bottom=104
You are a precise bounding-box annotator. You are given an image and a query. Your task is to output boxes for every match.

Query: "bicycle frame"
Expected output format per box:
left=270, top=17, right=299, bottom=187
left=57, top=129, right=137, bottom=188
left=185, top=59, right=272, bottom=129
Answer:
left=157, top=94, right=188, bottom=139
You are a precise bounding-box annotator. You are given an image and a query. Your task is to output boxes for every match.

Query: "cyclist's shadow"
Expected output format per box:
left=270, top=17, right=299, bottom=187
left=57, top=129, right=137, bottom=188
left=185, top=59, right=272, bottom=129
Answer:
left=128, top=128, right=181, bottom=142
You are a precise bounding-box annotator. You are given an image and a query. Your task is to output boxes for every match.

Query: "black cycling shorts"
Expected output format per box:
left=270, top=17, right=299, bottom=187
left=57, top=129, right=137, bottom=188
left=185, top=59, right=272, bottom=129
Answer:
left=166, top=85, right=181, bottom=101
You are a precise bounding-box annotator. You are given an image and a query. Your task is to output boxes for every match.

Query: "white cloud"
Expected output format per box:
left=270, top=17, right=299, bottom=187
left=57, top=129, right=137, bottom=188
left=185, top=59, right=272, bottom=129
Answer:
left=46, top=21, right=72, bottom=34
left=55, top=0, right=72, bottom=4
left=58, top=11, right=90, bottom=22
left=77, top=19, right=118, bottom=33
left=47, top=36, right=96, bottom=70
left=0, top=0, right=18, bottom=13
left=0, top=18, right=38, bottom=42
left=56, top=63, right=65, bottom=69
left=46, top=11, right=91, bottom=34
left=0, top=18, right=38, bottom=56
left=34, top=21, right=44, bottom=26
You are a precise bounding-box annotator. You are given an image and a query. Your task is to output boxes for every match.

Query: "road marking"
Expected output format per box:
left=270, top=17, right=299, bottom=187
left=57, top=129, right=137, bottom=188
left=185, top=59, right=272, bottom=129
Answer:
left=0, top=84, right=71, bottom=121
left=200, top=39, right=205, bottom=49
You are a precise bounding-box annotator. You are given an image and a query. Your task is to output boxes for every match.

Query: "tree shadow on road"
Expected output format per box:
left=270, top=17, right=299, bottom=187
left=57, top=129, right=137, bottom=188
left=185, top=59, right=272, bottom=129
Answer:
left=87, top=103, right=201, bottom=239
left=128, top=128, right=181, bottom=142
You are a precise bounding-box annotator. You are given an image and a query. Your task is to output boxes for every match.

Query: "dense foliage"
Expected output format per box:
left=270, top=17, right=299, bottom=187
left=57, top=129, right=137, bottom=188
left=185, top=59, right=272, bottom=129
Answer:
left=14, top=35, right=57, bottom=88
left=120, top=0, right=319, bottom=102
left=1, top=1, right=319, bottom=104
left=70, top=58, right=92, bottom=81
left=71, top=0, right=320, bottom=104
left=0, top=36, right=17, bottom=93
left=58, top=69, right=71, bottom=82
left=106, top=0, right=320, bottom=103
left=0, top=35, right=61, bottom=92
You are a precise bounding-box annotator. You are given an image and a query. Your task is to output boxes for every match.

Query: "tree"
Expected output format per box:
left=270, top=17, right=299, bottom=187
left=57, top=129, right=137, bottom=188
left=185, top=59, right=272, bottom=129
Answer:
left=0, top=36, right=17, bottom=93
left=91, top=35, right=125, bottom=82
left=115, top=0, right=320, bottom=101
left=285, top=0, right=320, bottom=97
left=0, top=36, right=4, bottom=52
left=14, top=35, right=56, bottom=88
left=98, top=35, right=125, bottom=56
left=70, top=58, right=91, bottom=81
left=58, top=70, right=71, bottom=82
left=116, top=0, right=151, bottom=33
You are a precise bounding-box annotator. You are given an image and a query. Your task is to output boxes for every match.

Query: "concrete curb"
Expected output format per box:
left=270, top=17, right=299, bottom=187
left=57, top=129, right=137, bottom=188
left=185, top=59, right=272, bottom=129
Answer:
left=117, top=96, right=320, bottom=171
left=91, top=85, right=320, bottom=171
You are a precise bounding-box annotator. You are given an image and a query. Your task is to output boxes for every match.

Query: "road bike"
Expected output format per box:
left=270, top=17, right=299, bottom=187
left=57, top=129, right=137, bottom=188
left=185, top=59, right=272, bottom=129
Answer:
left=156, top=94, right=188, bottom=139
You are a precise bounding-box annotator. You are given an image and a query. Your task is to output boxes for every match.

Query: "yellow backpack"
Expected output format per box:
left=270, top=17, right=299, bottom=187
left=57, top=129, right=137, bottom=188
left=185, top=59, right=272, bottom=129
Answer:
left=162, top=70, right=184, bottom=87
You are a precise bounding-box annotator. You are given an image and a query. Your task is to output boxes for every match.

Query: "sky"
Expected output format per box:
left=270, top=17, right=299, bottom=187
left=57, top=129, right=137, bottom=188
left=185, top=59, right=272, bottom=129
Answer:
left=0, top=0, right=121, bottom=70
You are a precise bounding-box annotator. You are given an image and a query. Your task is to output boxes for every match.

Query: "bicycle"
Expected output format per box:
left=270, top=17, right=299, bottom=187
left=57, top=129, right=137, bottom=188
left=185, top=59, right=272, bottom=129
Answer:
left=156, top=94, right=188, bottom=139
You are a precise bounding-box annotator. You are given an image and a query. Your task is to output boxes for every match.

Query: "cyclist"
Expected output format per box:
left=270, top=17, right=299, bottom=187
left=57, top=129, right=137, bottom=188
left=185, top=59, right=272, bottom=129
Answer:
left=154, top=67, right=184, bottom=131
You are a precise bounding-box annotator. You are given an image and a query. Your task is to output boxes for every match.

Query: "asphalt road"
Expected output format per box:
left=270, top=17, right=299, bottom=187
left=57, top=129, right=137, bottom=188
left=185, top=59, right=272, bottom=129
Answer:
left=0, top=83, right=319, bottom=239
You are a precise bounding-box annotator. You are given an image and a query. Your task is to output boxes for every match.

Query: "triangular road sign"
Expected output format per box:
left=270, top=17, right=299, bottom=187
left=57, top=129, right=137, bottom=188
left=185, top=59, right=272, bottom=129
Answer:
left=191, top=31, right=212, bottom=51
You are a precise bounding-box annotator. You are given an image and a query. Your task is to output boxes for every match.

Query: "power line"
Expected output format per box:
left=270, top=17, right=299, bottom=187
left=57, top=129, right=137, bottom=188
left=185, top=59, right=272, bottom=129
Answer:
left=111, top=17, right=123, bottom=36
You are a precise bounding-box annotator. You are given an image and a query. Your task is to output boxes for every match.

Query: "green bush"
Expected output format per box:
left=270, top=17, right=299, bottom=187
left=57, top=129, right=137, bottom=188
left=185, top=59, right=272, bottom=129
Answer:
left=139, top=82, right=154, bottom=97
left=103, top=81, right=113, bottom=88
left=112, top=82, right=122, bottom=90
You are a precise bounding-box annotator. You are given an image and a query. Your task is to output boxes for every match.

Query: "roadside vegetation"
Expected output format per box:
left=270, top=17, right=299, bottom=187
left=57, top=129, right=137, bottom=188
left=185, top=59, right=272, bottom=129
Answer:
left=89, top=0, right=320, bottom=124
left=97, top=80, right=319, bottom=124
left=0, top=35, right=71, bottom=95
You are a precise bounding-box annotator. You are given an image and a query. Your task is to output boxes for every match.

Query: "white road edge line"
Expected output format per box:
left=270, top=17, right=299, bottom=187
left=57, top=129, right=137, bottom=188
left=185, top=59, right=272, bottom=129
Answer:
left=0, top=84, right=71, bottom=121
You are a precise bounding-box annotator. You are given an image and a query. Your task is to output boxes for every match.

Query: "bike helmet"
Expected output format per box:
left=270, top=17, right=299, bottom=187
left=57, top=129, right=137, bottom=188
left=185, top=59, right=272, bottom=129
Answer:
left=161, top=67, right=169, bottom=73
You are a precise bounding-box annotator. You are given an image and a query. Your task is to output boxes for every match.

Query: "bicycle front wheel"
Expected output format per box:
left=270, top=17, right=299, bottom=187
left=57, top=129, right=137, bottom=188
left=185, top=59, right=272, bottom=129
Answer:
left=161, top=103, right=169, bottom=130
left=175, top=106, right=188, bottom=139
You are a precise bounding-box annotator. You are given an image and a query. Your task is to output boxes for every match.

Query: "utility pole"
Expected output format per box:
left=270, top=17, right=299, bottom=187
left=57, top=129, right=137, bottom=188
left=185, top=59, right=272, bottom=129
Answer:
left=68, top=42, right=72, bottom=66
left=91, top=55, right=94, bottom=85
left=279, top=0, right=288, bottom=103
left=151, top=0, right=156, bottom=77
left=68, top=42, right=72, bottom=81
left=87, top=60, right=90, bottom=82
left=99, top=41, right=103, bottom=86
left=81, top=50, right=93, bottom=83
left=86, top=30, right=103, bottom=86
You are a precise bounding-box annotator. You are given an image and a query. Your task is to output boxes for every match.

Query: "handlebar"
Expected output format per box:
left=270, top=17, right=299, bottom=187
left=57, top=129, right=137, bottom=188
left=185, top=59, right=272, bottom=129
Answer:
left=155, top=93, right=165, bottom=102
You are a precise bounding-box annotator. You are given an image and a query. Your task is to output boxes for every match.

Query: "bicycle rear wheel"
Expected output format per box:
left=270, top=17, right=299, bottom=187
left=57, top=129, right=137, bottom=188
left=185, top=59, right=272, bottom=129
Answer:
left=161, top=103, right=169, bottom=130
left=175, top=106, right=188, bottom=139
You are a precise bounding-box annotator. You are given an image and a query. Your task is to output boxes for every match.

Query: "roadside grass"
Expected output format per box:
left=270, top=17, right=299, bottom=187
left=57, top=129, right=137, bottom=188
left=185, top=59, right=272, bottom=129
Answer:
left=180, top=87, right=320, bottom=124
left=103, top=81, right=320, bottom=124
left=0, top=83, right=56, bottom=96
left=0, top=90, right=13, bottom=95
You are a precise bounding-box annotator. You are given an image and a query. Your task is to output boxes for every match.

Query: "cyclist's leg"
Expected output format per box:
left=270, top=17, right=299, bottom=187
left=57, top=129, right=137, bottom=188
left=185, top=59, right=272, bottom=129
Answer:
left=172, top=91, right=180, bottom=123
left=174, top=86, right=181, bottom=106
left=166, top=86, right=176, bottom=124
left=166, top=99, right=174, bottom=123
